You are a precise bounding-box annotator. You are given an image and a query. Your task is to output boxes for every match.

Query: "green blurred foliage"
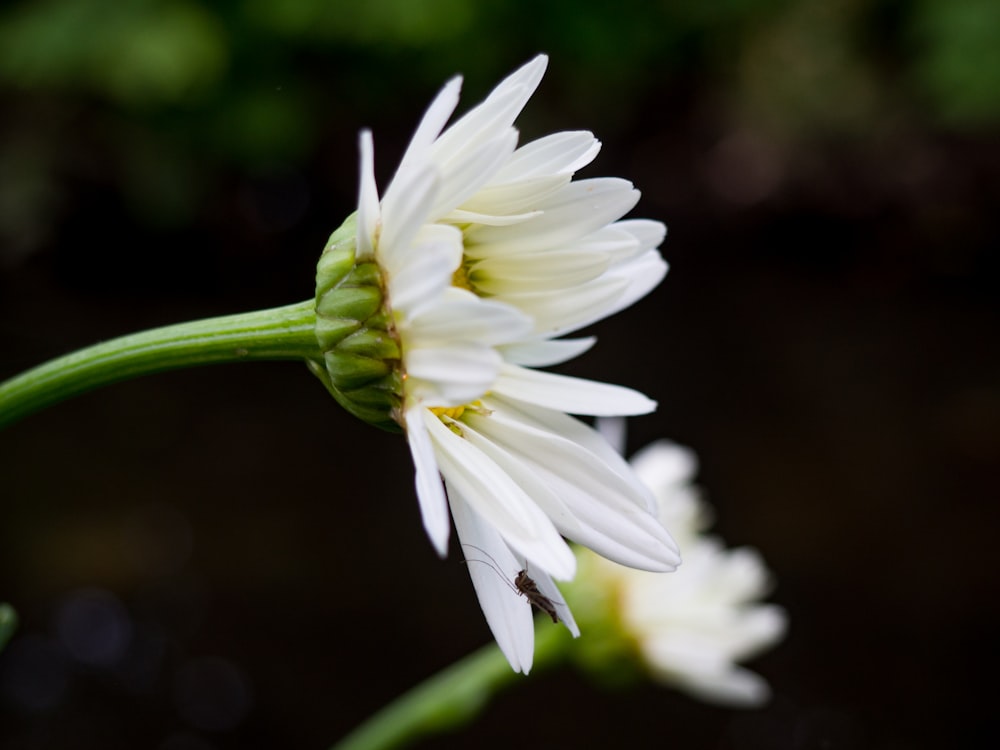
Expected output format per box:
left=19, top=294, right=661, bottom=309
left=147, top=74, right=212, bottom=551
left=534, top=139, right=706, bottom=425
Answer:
left=908, top=0, right=1000, bottom=125
left=0, top=0, right=996, bottom=258
left=0, top=0, right=228, bottom=107
left=1, top=0, right=996, bottom=135
left=736, top=0, right=884, bottom=137
left=244, top=0, right=479, bottom=44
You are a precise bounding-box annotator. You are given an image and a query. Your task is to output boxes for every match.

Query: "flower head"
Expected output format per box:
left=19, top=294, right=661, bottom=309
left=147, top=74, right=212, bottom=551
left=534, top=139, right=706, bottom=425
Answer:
left=314, top=55, right=677, bottom=672
left=573, top=437, right=788, bottom=706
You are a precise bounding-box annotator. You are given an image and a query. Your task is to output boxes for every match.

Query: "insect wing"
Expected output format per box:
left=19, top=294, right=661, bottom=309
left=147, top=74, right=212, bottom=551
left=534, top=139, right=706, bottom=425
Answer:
left=523, top=565, right=579, bottom=637
left=514, top=570, right=559, bottom=623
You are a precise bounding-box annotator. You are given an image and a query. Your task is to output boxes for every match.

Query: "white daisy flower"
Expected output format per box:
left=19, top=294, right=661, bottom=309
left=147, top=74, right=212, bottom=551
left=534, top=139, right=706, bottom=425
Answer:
left=575, top=437, right=788, bottom=706
left=348, top=55, right=678, bottom=673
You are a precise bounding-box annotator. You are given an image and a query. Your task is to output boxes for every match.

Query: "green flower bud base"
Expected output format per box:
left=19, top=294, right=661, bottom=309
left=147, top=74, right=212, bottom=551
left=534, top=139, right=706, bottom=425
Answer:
left=311, top=215, right=403, bottom=433
left=0, top=214, right=407, bottom=433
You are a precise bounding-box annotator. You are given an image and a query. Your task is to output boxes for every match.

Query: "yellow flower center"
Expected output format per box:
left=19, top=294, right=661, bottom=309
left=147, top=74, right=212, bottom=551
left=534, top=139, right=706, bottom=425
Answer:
left=430, top=400, right=491, bottom=435
left=430, top=404, right=469, bottom=421
left=430, top=399, right=490, bottom=420
left=451, top=264, right=473, bottom=291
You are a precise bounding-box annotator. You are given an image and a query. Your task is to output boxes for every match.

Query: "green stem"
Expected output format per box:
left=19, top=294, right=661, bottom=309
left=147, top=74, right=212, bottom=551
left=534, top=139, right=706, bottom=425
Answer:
left=0, top=299, right=320, bottom=429
left=332, top=625, right=572, bottom=750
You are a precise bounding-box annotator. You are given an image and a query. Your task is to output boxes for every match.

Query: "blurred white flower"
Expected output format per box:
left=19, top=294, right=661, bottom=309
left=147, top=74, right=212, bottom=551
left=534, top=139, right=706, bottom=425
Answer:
left=575, top=437, right=787, bottom=706
left=354, top=55, right=677, bottom=672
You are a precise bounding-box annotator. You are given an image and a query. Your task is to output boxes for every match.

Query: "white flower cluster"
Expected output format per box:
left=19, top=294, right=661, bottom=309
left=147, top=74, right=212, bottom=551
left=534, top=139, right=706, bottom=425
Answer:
left=579, top=437, right=787, bottom=706
left=354, top=55, right=678, bottom=672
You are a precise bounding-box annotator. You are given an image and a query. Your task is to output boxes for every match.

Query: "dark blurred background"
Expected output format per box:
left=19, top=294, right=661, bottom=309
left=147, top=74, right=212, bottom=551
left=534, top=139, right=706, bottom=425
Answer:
left=1, top=0, right=998, bottom=748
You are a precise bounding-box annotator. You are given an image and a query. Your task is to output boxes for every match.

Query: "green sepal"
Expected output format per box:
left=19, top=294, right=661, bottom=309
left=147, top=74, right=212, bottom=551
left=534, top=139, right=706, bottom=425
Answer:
left=306, top=359, right=402, bottom=433
left=323, top=351, right=390, bottom=389
left=336, top=328, right=400, bottom=359
left=316, top=285, right=382, bottom=323
left=312, top=213, right=403, bottom=432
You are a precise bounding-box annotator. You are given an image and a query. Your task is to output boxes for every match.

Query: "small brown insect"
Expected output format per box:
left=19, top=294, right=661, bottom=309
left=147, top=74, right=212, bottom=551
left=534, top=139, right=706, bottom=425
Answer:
left=513, top=569, right=560, bottom=624
left=462, top=544, right=562, bottom=624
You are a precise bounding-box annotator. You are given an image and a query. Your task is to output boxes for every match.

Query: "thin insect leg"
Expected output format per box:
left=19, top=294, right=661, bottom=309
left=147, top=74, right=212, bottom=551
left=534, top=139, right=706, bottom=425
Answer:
left=461, top=543, right=514, bottom=577
left=461, top=557, right=522, bottom=597
left=461, top=543, right=562, bottom=623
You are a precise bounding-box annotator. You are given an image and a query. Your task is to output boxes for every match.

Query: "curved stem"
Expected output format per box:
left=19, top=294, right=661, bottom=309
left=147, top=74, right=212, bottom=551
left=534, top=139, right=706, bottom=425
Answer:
left=331, top=624, right=572, bottom=750
left=0, top=299, right=320, bottom=429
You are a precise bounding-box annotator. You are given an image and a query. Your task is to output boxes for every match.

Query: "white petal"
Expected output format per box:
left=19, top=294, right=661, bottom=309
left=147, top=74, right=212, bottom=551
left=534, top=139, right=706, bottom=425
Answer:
left=456, top=422, right=578, bottom=578
left=494, top=397, right=657, bottom=514
left=430, top=85, right=525, bottom=169
left=616, top=218, right=668, bottom=253
left=430, top=127, right=520, bottom=219
left=593, top=248, right=669, bottom=321
left=445, top=208, right=542, bottom=226
left=459, top=174, right=570, bottom=217
left=728, top=605, right=788, bottom=660
left=554, top=225, right=639, bottom=262
left=503, top=54, right=548, bottom=89
left=489, top=54, right=547, bottom=104
left=356, top=130, right=379, bottom=260
left=498, top=337, right=596, bottom=367
left=450, top=493, right=535, bottom=673
left=714, top=547, right=775, bottom=602
left=489, top=131, right=601, bottom=184
left=500, top=275, right=629, bottom=336
left=406, top=406, right=450, bottom=556
left=525, top=564, right=580, bottom=637
left=679, top=667, right=773, bottom=707
left=433, top=55, right=547, bottom=159
left=378, top=165, right=439, bottom=275
left=465, top=178, right=640, bottom=254
left=424, top=413, right=573, bottom=574
left=394, top=76, right=463, bottom=177
left=406, top=290, right=532, bottom=347
left=653, top=630, right=733, bottom=667
left=414, top=222, right=465, bottom=264
left=493, top=363, right=657, bottom=416
left=539, top=249, right=668, bottom=338
left=643, top=635, right=773, bottom=707
left=459, top=412, right=588, bottom=542
left=388, top=226, right=463, bottom=313
left=595, top=416, right=628, bottom=456
left=406, top=345, right=501, bottom=406
left=469, top=249, right=612, bottom=294
left=629, top=441, right=699, bottom=493
left=468, top=402, right=680, bottom=570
